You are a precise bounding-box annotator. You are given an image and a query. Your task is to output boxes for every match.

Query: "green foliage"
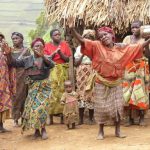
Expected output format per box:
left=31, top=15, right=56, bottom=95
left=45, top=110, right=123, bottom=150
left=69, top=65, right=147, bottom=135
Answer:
left=28, top=11, right=49, bottom=42
left=28, top=11, right=65, bottom=44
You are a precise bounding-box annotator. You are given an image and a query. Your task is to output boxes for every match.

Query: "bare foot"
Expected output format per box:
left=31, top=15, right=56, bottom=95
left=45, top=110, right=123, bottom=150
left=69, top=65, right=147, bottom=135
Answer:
left=124, top=119, right=134, bottom=127
left=139, top=120, right=146, bottom=126
left=14, top=121, right=19, bottom=127
left=67, top=124, right=70, bottom=130
left=115, top=133, right=126, bottom=138
left=72, top=123, right=75, bottom=129
left=41, top=129, right=48, bottom=140
left=97, top=134, right=104, bottom=140
left=0, top=128, right=11, bottom=133
left=32, top=130, right=41, bottom=140
left=88, top=120, right=95, bottom=125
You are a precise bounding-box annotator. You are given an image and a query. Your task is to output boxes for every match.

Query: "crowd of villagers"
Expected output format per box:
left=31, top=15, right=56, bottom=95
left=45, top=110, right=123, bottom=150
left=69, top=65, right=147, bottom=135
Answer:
left=0, top=18, right=150, bottom=140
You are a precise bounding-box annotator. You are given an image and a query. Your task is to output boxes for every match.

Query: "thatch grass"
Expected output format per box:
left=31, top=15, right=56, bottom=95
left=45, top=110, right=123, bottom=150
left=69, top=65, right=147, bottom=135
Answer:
left=44, top=0, right=150, bottom=34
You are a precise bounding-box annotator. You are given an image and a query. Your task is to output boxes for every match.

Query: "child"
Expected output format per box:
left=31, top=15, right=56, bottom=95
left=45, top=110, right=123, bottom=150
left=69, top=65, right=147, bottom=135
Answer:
left=61, top=80, right=79, bottom=129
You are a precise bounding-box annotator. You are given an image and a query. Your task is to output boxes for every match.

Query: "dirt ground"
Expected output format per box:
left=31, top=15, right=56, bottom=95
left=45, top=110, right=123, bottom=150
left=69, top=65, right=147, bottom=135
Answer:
left=1, top=115, right=150, bottom=150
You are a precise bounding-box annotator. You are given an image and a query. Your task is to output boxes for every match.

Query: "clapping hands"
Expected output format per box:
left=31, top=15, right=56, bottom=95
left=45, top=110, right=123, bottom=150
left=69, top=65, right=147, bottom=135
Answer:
left=1, top=40, right=12, bottom=54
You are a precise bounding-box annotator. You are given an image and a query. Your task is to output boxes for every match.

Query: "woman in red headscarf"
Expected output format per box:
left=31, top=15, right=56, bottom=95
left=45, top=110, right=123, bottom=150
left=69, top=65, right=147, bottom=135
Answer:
left=2, top=38, right=55, bottom=140
left=68, top=17, right=150, bottom=140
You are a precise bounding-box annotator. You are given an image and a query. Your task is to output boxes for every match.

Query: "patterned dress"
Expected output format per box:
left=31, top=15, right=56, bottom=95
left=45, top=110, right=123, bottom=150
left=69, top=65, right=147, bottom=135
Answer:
left=123, top=36, right=149, bottom=118
left=0, top=51, right=14, bottom=122
left=9, top=55, right=54, bottom=131
left=61, top=91, right=79, bottom=125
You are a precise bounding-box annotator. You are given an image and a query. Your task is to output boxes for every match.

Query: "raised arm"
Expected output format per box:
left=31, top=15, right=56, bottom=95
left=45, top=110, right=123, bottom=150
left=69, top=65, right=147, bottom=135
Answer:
left=2, top=41, right=25, bottom=67
left=70, top=28, right=85, bottom=45
left=68, top=17, right=85, bottom=45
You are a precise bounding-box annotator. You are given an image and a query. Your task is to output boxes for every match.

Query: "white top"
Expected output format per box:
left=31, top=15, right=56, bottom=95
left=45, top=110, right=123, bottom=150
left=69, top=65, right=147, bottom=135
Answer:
left=74, top=46, right=91, bottom=64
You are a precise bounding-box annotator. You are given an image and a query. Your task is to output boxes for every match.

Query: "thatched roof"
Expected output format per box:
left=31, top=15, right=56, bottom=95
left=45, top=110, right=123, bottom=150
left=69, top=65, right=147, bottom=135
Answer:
left=44, top=0, right=150, bottom=34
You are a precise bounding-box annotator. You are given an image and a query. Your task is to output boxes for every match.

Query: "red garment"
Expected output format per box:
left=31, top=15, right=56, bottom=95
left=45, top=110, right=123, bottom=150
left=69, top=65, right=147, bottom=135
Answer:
left=81, top=40, right=143, bottom=82
left=44, top=41, right=72, bottom=64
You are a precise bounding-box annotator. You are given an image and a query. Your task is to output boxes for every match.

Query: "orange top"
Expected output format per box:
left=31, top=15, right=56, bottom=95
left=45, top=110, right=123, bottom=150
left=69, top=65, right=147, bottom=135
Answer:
left=81, top=40, right=143, bottom=81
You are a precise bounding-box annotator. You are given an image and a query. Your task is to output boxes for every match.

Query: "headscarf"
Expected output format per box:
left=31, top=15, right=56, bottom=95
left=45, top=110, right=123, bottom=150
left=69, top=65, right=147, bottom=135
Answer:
left=11, top=32, right=24, bottom=40
left=82, top=29, right=95, bottom=39
left=97, top=27, right=115, bottom=42
left=31, top=37, right=45, bottom=48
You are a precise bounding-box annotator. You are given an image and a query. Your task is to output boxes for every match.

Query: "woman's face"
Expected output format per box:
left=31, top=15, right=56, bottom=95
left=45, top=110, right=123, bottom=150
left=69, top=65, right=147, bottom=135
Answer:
left=51, top=30, right=61, bottom=43
left=131, top=22, right=141, bottom=36
left=11, top=35, right=23, bottom=46
left=33, top=41, right=44, bottom=54
left=97, top=31, right=113, bottom=46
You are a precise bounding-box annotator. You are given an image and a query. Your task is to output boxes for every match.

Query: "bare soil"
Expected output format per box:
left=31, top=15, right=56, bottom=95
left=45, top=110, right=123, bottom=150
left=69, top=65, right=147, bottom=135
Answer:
left=1, top=115, right=150, bottom=150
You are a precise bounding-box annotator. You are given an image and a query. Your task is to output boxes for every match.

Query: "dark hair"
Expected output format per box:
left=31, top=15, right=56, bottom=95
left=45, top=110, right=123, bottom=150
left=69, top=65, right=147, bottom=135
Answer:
left=11, top=32, right=24, bottom=40
left=132, top=20, right=143, bottom=26
left=50, top=29, right=60, bottom=37
left=0, top=33, right=5, bottom=39
left=31, top=37, right=45, bottom=48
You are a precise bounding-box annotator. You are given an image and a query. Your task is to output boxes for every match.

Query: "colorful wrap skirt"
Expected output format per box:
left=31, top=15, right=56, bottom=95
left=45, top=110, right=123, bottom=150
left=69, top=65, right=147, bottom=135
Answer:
left=22, top=78, right=51, bottom=131
left=123, top=57, right=149, bottom=118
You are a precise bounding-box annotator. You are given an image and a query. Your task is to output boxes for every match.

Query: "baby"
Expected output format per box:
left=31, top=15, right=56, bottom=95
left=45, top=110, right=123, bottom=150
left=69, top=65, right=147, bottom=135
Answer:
left=61, top=80, right=79, bottom=129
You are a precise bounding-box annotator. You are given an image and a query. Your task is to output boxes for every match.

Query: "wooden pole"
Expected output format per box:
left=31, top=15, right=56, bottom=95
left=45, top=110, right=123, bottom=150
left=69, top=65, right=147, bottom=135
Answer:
left=64, top=27, right=76, bottom=91
left=69, top=51, right=75, bottom=91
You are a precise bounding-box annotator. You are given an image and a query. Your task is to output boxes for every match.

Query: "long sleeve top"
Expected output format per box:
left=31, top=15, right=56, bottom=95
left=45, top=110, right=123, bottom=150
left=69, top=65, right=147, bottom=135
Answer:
left=10, top=55, right=55, bottom=80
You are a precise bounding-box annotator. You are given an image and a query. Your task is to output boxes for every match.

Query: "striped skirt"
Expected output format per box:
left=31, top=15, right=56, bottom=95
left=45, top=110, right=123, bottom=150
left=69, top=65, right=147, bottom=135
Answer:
left=94, top=83, right=124, bottom=124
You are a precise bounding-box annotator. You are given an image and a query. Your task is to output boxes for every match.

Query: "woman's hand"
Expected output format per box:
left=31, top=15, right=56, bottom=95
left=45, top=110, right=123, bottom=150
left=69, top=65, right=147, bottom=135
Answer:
left=34, top=45, right=44, bottom=57
left=1, top=40, right=12, bottom=54
left=34, top=50, right=44, bottom=57
left=67, top=16, right=75, bottom=29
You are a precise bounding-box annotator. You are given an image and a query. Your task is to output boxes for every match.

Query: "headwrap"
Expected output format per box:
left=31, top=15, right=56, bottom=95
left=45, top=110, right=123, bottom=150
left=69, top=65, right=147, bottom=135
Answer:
left=31, top=37, right=45, bottom=48
left=97, top=27, right=115, bottom=42
left=82, top=29, right=95, bottom=39
left=0, top=32, right=5, bottom=39
left=11, top=32, right=24, bottom=40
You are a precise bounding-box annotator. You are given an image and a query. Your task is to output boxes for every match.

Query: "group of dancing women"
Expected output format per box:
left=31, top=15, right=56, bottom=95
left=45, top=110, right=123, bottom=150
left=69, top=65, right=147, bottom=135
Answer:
left=0, top=19, right=150, bottom=140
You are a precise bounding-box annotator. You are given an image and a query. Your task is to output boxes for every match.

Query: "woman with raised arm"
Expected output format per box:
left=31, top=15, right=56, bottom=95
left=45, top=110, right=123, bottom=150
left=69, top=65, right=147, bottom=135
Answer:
left=2, top=38, right=55, bottom=140
left=68, top=17, right=150, bottom=140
